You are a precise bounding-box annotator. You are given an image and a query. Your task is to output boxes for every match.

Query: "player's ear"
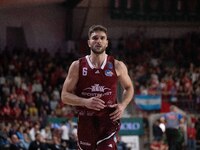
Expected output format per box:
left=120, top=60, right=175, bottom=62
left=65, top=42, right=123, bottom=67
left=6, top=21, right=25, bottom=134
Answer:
left=88, top=40, right=91, bottom=47
left=105, top=40, right=108, bottom=47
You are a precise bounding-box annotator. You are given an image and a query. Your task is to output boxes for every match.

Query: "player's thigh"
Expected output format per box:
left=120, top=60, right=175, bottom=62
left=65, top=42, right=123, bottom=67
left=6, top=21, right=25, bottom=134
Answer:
left=96, top=138, right=117, bottom=150
left=78, top=116, right=97, bottom=149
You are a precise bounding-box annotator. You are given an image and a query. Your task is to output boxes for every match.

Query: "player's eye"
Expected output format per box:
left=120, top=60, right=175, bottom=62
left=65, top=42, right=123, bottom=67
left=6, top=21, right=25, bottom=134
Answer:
left=92, top=36, right=99, bottom=40
left=100, top=36, right=106, bottom=40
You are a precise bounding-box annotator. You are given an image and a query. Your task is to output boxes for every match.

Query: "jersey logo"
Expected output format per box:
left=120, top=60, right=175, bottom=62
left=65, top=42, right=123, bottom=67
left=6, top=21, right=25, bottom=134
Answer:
left=108, top=144, right=113, bottom=148
left=95, top=70, right=100, bottom=74
left=107, top=62, right=113, bottom=69
left=80, top=141, right=91, bottom=146
left=84, top=84, right=111, bottom=92
left=105, top=70, right=113, bottom=76
left=82, top=84, right=112, bottom=97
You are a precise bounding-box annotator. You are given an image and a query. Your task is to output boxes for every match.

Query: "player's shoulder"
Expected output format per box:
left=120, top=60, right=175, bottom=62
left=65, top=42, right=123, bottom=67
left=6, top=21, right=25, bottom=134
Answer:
left=69, top=60, right=80, bottom=71
left=114, top=59, right=126, bottom=69
left=114, top=59, right=128, bottom=76
left=71, top=60, right=79, bottom=66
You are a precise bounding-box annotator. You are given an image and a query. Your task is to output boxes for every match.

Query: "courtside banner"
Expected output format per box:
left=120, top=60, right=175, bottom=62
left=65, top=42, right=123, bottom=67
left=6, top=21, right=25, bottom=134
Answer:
left=119, top=118, right=144, bottom=135
left=135, top=95, right=161, bottom=110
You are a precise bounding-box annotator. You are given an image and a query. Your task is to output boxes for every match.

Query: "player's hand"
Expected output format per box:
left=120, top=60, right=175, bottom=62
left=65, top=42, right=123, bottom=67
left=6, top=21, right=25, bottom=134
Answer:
left=109, top=104, right=125, bottom=121
left=84, top=95, right=106, bottom=111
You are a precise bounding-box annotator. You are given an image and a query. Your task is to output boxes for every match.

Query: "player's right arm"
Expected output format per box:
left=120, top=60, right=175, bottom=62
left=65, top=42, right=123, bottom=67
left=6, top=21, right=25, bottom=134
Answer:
left=61, top=60, right=105, bottom=111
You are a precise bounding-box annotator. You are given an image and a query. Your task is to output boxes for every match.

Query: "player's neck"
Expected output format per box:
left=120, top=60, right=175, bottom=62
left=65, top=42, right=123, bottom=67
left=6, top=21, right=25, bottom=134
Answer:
left=89, top=53, right=107, bottom=68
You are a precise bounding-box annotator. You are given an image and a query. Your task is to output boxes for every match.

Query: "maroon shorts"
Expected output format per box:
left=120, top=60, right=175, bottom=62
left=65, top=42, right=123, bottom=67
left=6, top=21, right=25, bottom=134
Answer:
left=77, top=110, right=120, bottom=150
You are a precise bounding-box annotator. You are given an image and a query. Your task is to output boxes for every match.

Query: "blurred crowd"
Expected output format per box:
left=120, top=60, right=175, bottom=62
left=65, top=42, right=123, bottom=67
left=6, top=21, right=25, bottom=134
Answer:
left=0, top=31, right=200, bottom=149
left=115, top=32, right=200, bottom=113
left=0, top=48, right=76, bottom=121
left=0, top=119, right=78, bottom=150
left=151, top=106, right=200, bottom=150
left=0, top=48, right=78, bottom=149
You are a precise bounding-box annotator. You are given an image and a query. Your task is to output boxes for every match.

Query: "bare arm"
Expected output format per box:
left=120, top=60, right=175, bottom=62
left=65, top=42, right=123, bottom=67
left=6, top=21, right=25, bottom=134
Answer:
left=117, top=60, right=134, bottom=108
left=61, top=60, right=105, bottom=110
left=61, top=60, right=83, bottom=106
left=110, top=60, right=134, bottom=121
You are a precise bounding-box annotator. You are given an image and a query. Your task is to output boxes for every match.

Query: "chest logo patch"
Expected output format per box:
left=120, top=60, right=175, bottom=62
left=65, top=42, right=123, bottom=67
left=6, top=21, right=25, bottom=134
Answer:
left=105, top=70, right=113, bottom=77
left=107, top=62, right=113, bottom=69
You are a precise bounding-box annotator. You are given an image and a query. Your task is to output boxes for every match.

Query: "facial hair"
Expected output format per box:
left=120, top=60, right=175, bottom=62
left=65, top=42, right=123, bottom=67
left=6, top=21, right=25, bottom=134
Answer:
left=91, top=46, right=106, bottom=54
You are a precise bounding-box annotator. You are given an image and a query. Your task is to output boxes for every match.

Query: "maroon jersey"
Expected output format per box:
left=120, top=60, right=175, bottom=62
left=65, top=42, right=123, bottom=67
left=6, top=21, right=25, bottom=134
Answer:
left=75, top=55, right=118, bottom=116
left=75, top=55, right=120, bottom=150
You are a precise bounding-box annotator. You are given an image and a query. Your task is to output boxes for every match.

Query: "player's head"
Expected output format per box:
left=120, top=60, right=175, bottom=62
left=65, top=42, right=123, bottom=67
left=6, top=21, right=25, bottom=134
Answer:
left=88, top=25, right=108, bottom=54
left=88, top=25, right=108, bottom=38
left=170, top=105, right=176, bottom=112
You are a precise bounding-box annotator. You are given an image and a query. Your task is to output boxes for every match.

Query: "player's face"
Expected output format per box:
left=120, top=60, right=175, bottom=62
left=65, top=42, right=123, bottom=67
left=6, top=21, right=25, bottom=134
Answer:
left=88, top=31, right=108, bottom=54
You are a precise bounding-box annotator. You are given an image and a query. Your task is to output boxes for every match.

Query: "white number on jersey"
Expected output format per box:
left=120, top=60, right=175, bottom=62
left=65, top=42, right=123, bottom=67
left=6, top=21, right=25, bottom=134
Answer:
left=82, top=67, right=88, bottom=76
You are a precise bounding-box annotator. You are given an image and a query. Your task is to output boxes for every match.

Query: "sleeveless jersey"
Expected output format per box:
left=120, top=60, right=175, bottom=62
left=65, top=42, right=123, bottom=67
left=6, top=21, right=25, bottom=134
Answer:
left=75, top=55, right=118, bottom=116
left=75, top=55, right=120, bottom=149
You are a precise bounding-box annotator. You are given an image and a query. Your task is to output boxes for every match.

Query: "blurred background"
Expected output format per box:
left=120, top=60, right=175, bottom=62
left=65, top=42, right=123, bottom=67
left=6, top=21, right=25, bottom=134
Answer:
left=0, top=0, right=200, bottom=149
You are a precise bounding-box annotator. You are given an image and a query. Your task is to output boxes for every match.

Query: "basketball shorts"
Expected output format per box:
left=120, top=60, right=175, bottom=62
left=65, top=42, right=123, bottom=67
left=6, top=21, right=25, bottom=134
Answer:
left=77, top=114, right=120, bottom=150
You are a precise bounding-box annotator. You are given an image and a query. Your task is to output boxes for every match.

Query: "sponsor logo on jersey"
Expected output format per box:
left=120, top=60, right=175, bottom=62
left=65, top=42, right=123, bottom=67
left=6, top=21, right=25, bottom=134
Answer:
left=80, top=141, right=91, bottom=146
left=82, top=84, right=112, bottom=97
left=108, top=144, right=113, bottom=148
left=84, top=84, right=111, bottom=92
left=107, top=62, right=113, bottom=69
left=105, top=70, right=113, bottom=76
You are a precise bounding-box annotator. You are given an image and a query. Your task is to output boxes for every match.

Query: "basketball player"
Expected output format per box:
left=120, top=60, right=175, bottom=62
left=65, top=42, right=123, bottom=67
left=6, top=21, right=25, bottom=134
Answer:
left=61, top=25, right=134, bottom=150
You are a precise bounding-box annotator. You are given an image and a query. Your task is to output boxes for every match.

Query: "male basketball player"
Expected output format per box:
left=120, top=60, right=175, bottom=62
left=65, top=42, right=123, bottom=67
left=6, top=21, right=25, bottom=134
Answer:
left=61, top=25, right=134, bottom=150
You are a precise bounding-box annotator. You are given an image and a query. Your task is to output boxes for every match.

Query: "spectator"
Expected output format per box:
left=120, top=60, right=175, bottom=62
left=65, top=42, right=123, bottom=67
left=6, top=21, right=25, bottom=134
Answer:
left=153, top=119, right=164, bottom=141
left=162, top=105, right=183, bottom=150
left=29, top=122, right=40, bottom=141
left=10, top=134, right=26, bottom=150
left=22, top=128, right=31, bottom=150
left=48, top=135, right=63, bottom=150
left=159, top=117, right=166, bottom=134
left=40, top=124, right=52, bottom=143
left=60, top=121, right=70, bottom=149
left=0, top=124, right=9, bottom=149
left=179, top=117, right=187, bottom=148
left=28, top=132, right=47, bottom=150
left=187, top=123, right=197, bottom=150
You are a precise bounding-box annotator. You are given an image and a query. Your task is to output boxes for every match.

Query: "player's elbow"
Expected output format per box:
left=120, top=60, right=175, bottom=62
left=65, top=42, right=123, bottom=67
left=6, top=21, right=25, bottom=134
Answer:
left=131, top=85, right=134, bottom=96
left=126, top=84, right=134, bottom=96
left=61, top=91, right=68, bottom=104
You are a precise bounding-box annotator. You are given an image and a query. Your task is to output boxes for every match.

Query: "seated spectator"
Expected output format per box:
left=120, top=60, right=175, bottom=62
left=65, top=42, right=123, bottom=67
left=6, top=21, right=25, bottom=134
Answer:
left=10, top=134, right=26, bottom=150
left=47, top=135, right=62, bottom=150
left=0, top=124, right=10, bottom=149
left=22, top=128, right=31, bottom=150
left=29, top=122, right=40, bottom=141
left=40, top=124, right=52, bottom=143
left=28, top=132, right=47, bottom=150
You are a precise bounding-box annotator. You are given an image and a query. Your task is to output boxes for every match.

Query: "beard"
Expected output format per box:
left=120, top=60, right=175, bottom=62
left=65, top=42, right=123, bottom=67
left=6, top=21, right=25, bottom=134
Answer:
left=91, top=46, right=106, bottom=54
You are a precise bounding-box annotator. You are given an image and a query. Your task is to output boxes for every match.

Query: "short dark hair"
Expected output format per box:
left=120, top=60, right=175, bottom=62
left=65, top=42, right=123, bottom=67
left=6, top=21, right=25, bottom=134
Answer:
left=88, top=25, right=107, bottom=38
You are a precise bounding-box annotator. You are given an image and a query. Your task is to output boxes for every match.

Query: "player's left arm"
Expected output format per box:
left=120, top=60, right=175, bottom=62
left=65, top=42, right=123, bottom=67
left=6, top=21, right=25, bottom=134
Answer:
left=110, top=60, right=134, bottom=121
